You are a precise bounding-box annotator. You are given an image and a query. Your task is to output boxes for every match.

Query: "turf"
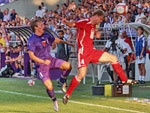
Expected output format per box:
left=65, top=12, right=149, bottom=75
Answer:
left=0, top=77, right=150, bottom=113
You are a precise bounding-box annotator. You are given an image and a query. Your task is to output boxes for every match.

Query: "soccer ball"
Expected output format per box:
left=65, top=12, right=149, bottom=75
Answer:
left=116, top=3, right=128, bottom=15
left=27, top=79, right=35, bottom=86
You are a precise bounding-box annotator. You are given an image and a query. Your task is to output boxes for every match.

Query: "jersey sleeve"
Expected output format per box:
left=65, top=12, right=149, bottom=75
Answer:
left=75, top=19, right=89, bottom=29
left=142, top=37, right=146, bottom=48
left=48, top=33, right=55, bottom=46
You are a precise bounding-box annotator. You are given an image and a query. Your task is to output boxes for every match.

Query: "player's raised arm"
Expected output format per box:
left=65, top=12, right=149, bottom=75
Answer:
left=54, top=37, right=75, bottom=48
left=62, top=19, right=75, bottom=28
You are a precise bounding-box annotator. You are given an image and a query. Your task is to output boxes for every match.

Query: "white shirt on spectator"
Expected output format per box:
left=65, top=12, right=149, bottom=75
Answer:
left=135, top=13, right=146, bottom=23
left=136, top=3, right=142, bottom=8
left=105, top=39, right=125, bottom=63
left=42, top=6, right=47, bottom=13
left=117, top=38, right=132, bottom=56
left=3, top=14, right=10, bottom=21
left=35, top=9, right=43, bottom=18
left=104, top=22, right=111, bottom=31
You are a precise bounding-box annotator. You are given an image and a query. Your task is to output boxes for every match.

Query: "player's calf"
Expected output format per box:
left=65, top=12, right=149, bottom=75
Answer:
left=58, top=76, right=67, bottom=92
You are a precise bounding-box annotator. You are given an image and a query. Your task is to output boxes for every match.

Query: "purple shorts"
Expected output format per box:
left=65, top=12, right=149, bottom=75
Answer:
left=37, top=57, right=65, bottom=82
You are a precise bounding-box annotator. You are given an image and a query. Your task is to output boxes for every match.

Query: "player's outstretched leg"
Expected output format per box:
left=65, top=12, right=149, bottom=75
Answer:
left=112, top=63, right=137, bottom=84
left=63, top=76, right=81, bottom=104
left=99, top=52, right=137, bottom=84
left=63, top=67, right=87, bottom=104
left=47, top=89, right=59, bottom=111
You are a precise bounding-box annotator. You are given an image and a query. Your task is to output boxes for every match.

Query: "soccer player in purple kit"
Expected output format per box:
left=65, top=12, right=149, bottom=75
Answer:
left=27, top=18, right=74, bottom=112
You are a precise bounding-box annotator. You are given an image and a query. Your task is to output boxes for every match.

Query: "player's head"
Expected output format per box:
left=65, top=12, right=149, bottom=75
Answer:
left=31, top=18, right=45, bottom=35
left=137, top=26, right=144, bottom=35
left=92, top=9, right=104, bottom=25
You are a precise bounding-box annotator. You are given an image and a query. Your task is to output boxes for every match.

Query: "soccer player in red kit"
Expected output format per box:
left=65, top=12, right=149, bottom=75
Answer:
left=62, top=9, right=137, bottom=104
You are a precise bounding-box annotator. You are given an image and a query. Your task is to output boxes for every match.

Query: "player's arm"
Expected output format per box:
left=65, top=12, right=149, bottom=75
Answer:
left=62, top=19, right=75, bottom=28
left=139, top=47, right=145, bottom=59
left=62, top=18, right=88, bottom=29
left=28, top=50, right=50, bottom=65
left=96, top=31, right=101, bottom=39
left=140, top=37, right=146, bottom=59
left=13, top=54, right=23, bottom=61
left=54, top=38, right=75, bottom=48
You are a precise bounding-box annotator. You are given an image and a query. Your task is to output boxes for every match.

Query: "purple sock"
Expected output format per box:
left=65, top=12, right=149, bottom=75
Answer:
left=59, top=76, right=67, bottom=84
left=46, top=89, right=55, bottom=99
left=62, top=69, right=71, bottom=77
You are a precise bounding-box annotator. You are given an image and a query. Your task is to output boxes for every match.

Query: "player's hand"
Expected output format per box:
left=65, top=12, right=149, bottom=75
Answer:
left=62, top=19, right=67, bottom=24
left=43, top=60, right=51, bottom=65
left=139, top=55, right=143, bottom=60
left=96, top=32, right=101, bottom=39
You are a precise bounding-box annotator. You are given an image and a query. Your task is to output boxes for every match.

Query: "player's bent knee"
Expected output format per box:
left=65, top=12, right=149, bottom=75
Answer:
left=47, top=86, right=53, bottom=90
left=65, top=62, right=72, bottom=70
left=61, top=62, right=72, bottom=70
left=110, top=55, right=118, bottom=63
left=77, top=72, right=86, bottom=80
left=110, top=54, right=118, bottom=63
left=77, top=74, right=84, bottom=81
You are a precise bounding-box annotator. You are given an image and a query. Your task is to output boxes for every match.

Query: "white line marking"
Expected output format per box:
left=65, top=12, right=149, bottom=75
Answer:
left=0, top=90, right=145, bottom=113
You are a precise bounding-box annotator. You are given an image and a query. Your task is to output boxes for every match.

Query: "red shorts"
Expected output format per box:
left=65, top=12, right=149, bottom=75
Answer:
left=77, top=48, right=104, bottom=68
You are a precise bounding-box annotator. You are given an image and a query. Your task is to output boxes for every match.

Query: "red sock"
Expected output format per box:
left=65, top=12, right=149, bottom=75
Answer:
left=112, top=63, right=128, bottom=82
left=66, top=76, right=80, bottom=96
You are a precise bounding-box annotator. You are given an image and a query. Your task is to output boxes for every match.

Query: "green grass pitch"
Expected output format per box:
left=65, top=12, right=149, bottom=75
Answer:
left=0, top=76, right=150, bottom=113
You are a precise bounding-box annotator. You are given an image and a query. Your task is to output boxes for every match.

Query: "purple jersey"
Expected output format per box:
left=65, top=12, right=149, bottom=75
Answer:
left=27, top=32, right=55, bottom=60
left=27, top=32, right=70, bottom=82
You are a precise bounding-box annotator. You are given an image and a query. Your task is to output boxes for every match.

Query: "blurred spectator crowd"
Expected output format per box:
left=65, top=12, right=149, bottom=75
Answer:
left=0, top=0, right=150, bottom=78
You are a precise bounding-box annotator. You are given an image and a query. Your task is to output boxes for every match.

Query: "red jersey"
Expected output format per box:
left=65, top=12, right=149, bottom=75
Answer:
left=75, top=19, right=96, bottom=50
left=74, top=19, right=104, bottom=68
left=124, top=37, right=133, bottom=51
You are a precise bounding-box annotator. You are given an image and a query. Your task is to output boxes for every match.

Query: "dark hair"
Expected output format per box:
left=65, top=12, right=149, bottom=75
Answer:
left=58, top=30, right=64, bottom=35
left=57, top=4, right=59, bottom=7
left=30, top=18, right=43, bottom=33
left=92, top=9, right=104, bottom=17
left=138, top=26, right=144, bottom=34
left=138, top=26, right=144, bottom=31
left=38, top=6, right=42, bottom=10
left=41, top=2, right=44, bottom=5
